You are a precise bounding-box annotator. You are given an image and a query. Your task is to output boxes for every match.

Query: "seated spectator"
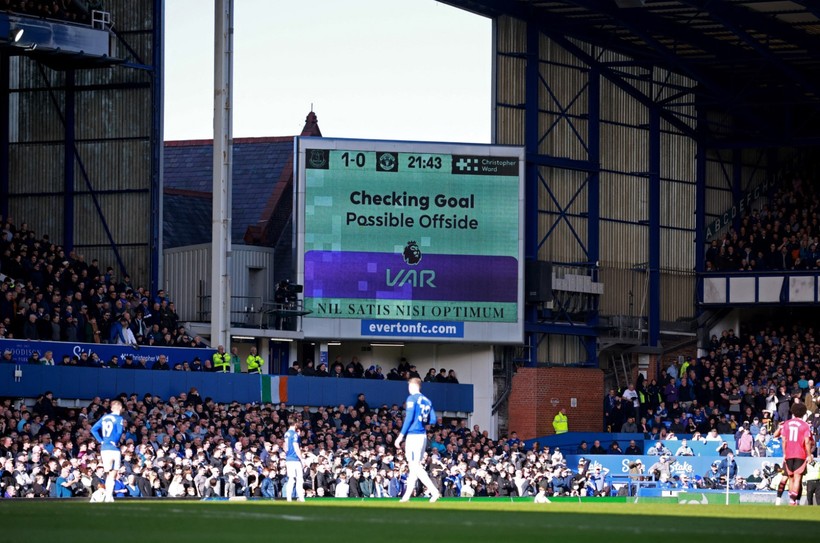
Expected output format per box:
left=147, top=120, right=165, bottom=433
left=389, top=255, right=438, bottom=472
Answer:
left=589, top=440, right=606, bottom=454
left=624, top=439, right=642, bottom=455
left=647, top=441, right=671, bottom=456
left=674, top=439, right=694, bottom=456
left=152, top=355, right=171, bottom=371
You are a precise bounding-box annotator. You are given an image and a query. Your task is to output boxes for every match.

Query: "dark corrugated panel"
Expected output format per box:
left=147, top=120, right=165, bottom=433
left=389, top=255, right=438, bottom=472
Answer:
left=163, top=139, right=294, bottom=244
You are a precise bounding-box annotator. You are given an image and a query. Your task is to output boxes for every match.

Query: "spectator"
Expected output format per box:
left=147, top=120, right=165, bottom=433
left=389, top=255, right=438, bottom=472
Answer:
left=552, top=408, right=568, bottom=434
left=620, top=416, right=638, bottom=433
left=718, top=452, right=738, bottom=480
left=674, top=439, right=694, bottom=456
left=647, top=441, right=671, bottom=456
left=624, top=439, right=642, bottom=455
left=589, top=440, right=606, bottom=454
left=152, top=355, right=171, bottom=371
left=246, top=348, right=263, bottom=375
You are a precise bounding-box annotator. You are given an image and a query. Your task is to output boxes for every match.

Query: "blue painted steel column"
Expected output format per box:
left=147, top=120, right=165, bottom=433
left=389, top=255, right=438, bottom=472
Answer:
left=648, top=104, right=661, bottom=348
left=584, top=66, right=601, bottom=366
left=149, top=0, right=164, bottom=293
left=525, top=22, right=539, bottom=263
left=63, top=70, right=75, bottom=252
left=0, top=53, right=8, bottom=220
left=695, top=109, right=707, bottom=305
left=524, top=22, right=540, bottom=367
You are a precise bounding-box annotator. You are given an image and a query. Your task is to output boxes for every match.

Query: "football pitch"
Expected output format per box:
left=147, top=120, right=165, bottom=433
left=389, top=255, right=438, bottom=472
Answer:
left=1, top=500, right=818, bottom=543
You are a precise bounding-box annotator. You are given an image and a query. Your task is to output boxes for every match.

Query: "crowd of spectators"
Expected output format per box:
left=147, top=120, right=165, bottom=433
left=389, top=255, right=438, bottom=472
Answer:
left=0, top=219, right=463, bottom=384
left=0, top=389, right=617, bottom=500
left=0, top=0, right=97, bottom=24
left=287, top=356, right=459, bottom=384
left=705, top=178, right=820, bottom=272
left=0, top=217, right=204, bottom=350
left=603, top=324, right=820, bottom=455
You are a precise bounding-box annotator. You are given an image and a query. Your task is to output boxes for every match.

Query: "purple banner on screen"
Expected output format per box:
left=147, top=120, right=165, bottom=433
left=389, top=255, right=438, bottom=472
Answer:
left=304, top=251, right=517, bottom=302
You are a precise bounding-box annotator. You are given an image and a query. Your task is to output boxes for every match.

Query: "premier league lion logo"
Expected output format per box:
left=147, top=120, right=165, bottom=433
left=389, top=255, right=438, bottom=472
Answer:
left=403, top=241, right=422, bottom=265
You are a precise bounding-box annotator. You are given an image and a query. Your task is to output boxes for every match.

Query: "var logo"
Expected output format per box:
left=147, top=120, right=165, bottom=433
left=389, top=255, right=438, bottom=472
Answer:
left=386, top=269, right=436, bottom=288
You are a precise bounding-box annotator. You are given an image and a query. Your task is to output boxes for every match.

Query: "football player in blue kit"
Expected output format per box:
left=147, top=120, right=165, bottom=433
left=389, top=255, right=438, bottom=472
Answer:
left=395, top=377, right=441, bottom=503
left=91, top=399, right=125, bottom=502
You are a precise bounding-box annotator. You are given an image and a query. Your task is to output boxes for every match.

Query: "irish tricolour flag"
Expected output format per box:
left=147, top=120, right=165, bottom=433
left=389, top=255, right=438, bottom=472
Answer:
left=261, top=375, right=288, bottom=404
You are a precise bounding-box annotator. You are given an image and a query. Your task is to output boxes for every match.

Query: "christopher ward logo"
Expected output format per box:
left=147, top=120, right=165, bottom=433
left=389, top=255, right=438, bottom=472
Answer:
left=452, top=155, right=519, bottom=176
left=387, top=241, right=435, bottom=288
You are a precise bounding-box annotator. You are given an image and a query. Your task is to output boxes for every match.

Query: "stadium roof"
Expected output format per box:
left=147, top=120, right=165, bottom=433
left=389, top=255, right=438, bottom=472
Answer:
left=442, top=0, right=820, bottom=145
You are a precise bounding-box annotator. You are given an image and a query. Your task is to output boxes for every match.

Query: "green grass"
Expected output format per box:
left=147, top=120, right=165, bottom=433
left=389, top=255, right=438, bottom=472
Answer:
left=0, top=499, right=818, bottom=543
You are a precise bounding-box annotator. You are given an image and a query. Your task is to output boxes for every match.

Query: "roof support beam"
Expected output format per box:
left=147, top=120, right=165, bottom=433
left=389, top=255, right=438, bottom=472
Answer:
left=678, top=0, right=820, bottom=102
left=539, top=29, right=696, bottom=139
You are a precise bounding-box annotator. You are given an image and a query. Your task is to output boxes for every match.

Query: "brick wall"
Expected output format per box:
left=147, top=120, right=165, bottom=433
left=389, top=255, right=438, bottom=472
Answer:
left=653, top=340, right=698, bottom=383
left=507, top=366, right=604, bottom=440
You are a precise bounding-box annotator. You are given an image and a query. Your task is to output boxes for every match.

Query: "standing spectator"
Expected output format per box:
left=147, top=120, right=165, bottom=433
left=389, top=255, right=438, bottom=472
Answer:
left=718, top=452, right=738, bottom=480
left=805, top=460, right=820, bottom=505
left=212, top=345, right=229, bottom=373
left=230, top=346, right=242, bottom=374
left=246, top=347, right=263, bottom=374
left=736, top=426, right=754, bottom=457
left=622, top=384, right=639, bottom=419
left=23, top=313, right=38, bottom=340
left=552, top=408, right=568, bottom=434
left=776, top=385, right=791, bottom=422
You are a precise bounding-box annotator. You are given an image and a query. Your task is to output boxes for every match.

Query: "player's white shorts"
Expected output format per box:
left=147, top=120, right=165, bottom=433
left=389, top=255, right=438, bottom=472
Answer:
left=404, top=433, right=428, bottom=463
left=286, top=460, right=303, bottom=483
left=101, top=449, right=122, bottom=472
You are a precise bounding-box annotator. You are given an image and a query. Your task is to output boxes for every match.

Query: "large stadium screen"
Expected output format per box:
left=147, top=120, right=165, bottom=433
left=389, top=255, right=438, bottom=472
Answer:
left=295, top=138, right=524, bottom=343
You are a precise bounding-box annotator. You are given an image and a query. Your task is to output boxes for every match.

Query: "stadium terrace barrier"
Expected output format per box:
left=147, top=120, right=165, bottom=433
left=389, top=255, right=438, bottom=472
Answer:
left=562, top=454, right=773, bottom=480
left=0, top=341, right=473, bottom=411
left=525, top=433, right=741, bottom=453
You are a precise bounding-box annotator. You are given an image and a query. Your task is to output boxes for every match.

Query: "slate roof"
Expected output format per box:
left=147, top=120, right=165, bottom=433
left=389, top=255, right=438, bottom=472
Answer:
left=163, top=189, right=212, bottom=249
left=163, top=112, right=322, bottom=250
left=163, top=136, right=293, bottom=245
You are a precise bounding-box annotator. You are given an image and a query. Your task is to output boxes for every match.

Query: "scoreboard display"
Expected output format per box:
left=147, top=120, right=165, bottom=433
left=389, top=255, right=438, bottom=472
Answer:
left=295, top=138, right=524, bottom=343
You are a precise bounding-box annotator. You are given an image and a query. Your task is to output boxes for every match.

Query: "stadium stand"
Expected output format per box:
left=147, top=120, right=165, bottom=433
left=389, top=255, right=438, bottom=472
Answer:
left=705, top=179, right=820, bottom=271
left=0, top=387, right=791, bottom=500
left=0, top=210, right=807, bottom=500
left=605, top=323, right=820, bottom=435
left=0, top=0, right=94, bottom=24
left=0, top=216, right=196, bottom=348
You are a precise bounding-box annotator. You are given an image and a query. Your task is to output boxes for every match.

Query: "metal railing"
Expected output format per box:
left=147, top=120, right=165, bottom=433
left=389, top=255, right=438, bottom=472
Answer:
left=198, top=295, right=308, bottom=331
